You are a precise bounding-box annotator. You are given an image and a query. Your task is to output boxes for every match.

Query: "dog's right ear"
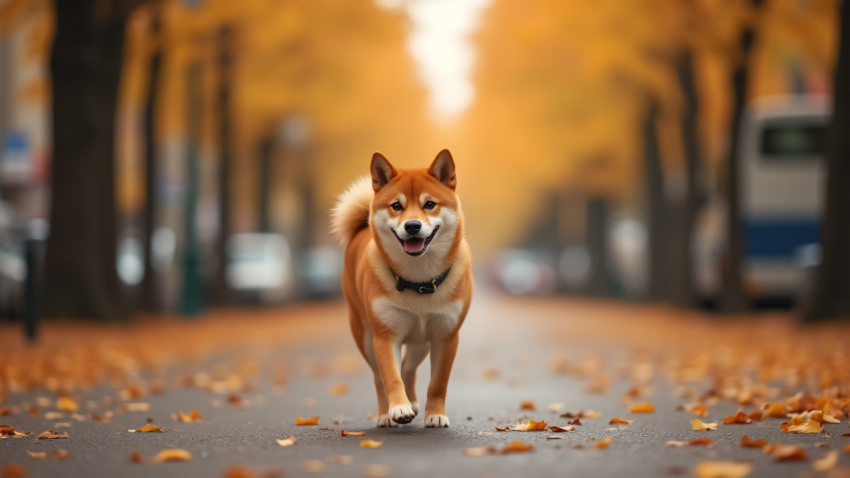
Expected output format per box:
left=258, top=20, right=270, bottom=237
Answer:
left=371, top=152, right=397, bottom=192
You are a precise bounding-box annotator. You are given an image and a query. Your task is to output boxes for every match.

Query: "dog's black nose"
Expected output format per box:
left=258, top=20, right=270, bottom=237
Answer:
left=404, top=220, right=421, bottom=234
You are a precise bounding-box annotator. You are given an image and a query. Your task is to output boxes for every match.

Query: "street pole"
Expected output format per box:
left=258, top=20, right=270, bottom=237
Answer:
left=180, top=63, right=203, bottom=316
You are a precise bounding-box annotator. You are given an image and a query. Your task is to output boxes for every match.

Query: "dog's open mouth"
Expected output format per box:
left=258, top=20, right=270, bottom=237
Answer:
left=395, top=226, right=439, bottom=256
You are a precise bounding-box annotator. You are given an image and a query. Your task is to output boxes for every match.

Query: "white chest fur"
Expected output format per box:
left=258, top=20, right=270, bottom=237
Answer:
left=370, top=297, right=463, bottom=344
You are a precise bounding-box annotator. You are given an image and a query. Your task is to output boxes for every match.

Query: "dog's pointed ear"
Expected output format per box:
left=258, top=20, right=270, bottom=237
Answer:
left=428, top=149, right=457, bottom=190
left=371, top=152, right=397, bottom=192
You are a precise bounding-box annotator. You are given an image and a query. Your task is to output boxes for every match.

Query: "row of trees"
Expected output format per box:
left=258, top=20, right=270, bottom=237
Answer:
left=463, top=0, right=848, bottom=320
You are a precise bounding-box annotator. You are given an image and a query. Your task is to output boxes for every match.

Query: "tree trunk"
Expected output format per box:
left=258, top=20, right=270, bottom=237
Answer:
left=643, top=99, right=666, bottom=302
left=212, top=26, right=233, bottom=305
left=138, top=10, right=162, bottom=313
left=43, top=0, right=139, bottom=320
left=802, top=1, right=850, bottom=321
left=584, top=197, right=609, bottom=297
left=719, top=0, right=762, bottom=313
left=666, top=49, right=702, bottom=308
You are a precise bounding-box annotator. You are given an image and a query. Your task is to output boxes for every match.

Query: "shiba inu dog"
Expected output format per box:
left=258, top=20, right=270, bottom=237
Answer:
left=331, top=150, right=473, bottom=427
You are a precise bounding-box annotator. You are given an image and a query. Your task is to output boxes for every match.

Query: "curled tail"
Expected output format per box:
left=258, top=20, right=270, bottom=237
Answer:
left=330, top=175, right=373, bottom=245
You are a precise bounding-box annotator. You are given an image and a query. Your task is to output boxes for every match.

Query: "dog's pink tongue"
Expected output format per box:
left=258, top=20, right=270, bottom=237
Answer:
left=404, top=238, right=425, bottom=253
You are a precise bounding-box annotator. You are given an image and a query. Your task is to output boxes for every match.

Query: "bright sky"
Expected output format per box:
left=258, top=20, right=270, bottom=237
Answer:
left=377, top=0, right=491, bottom=121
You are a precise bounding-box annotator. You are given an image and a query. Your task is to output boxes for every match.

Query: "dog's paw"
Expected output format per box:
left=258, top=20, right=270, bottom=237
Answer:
left=376, top=414, right=399, bottom=427
left=411, top=401, right=420, bottom=415
left=424, top=415, right=450, bottom=428
left=388, top=404, right=416, bottom=424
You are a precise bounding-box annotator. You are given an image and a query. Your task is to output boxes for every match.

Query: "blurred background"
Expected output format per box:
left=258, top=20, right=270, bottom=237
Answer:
left=0, top=0, right=848, bottom=329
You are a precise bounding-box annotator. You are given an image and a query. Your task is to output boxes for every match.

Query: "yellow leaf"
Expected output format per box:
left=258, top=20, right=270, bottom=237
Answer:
left=153, top=449, right=192, bottom=463
left=502, top=441, right=534, bottom=453
left=520, top=400, right=536, bottom=410
left=694, top=461, right=752, bottom=478
left=786, top=419, right=823, bottom=434
left=690, top=419, right=718, bottom=431
left=26, top=450, right=47, bottom=459
left=341, top=430, right=365, bottom=436
left=609, top=417, right=633, bottom=424
left=296, top=416, right=319, bottom=425
left=508, top=419, right=547, bottom=431
left=129, top=424, right=163, bottom=433
left=629, top=402, right=654, bottom=413
left=595, top=436, right=613, bottom=449
left=360, top=439, right=383, bottom=448
left=56, top=397, right=78, bottom=413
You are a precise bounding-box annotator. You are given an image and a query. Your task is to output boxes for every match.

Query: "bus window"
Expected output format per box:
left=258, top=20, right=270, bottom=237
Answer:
left=759, top=123, right=827, bottom=160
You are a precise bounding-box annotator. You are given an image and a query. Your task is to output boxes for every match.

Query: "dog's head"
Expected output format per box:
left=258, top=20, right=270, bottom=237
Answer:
left=370, top=150, right=462, bottom=270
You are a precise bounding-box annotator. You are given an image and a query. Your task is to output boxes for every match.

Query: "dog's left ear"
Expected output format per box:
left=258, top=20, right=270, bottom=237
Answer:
left=428, top=149, right=457, bottom=190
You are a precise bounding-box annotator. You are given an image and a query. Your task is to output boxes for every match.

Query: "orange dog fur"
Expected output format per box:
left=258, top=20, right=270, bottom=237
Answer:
left=331, top=150, right=473, bottom=427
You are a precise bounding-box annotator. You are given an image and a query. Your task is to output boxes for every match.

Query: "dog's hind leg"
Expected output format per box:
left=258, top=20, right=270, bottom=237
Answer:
left=401, top=343, right=430, bottom=415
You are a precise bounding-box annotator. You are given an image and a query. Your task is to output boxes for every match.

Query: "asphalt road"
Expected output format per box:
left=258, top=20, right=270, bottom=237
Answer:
left=1, top=294, right=848, bottom=477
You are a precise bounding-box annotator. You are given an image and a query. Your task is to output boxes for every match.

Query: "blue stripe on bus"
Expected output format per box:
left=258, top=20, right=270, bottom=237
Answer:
left=745, top=218, right=820, bottom=259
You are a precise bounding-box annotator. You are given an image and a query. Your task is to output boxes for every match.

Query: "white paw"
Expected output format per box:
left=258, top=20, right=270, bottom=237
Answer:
left=376, top=414, right=399, bottom=427
left=424, top=414, right=450, bottom=428
left=411, top=401, right=420, bottom=414
left=388, top=404, right=416, bottom=424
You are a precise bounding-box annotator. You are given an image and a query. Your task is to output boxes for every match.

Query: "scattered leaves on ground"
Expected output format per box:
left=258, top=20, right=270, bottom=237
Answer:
left=609, top=417, right=633, bottom=424
left=723, top=411, right=752, bottom=424
left=740, top=435, right=768, bottom=448
left=91, top=412, right=113, bottom=422
left=296, top=416, right=319, bottom=425
left=559, top=410, right=600, bottom=419
left=548, top=425, right=576, bottom=432
left=595, top=436, right=613, bottom=449
left=508, top=419, right=547, bottom=431
left=362, top=464, right=390, bottom=478
left=691, top=405, right=708, bottom=417
left=275, top=436, right=296, bottom=447
left=56, top=397, right=78, bottom=413
left=341, top=430, right=365, bottom=436
left=770, top=444, right=807, bottom=461
left=519, top=400, right=536, bottom=410
left=327, top=455, right=352, bottom=465
left=177, top=411, right=203, bottom=423
left=129, top=424, right=163, bottom=433
left=464, top=446, right=497, bottom=457
left=301, top=460, right=324, bottom=473
left=360, top=439, right=383, bottom=448
left=25, top=451, right=46, bottom=460
left=121, top=403, right=150, bottom=413
left=330, top=383, right=349, bottom=396
left=785, top=419, right=823, bottom=434
left=50, top=450, right=69, bottom=460
left=36, top=430, right=68, bottom=439
left=548, top=403, right=563, bottom=412
left=153, top=449, right=192, bottom=463
left=1, top=464, right=27, bottom=478
left=813, top=450, right=839, bottom=471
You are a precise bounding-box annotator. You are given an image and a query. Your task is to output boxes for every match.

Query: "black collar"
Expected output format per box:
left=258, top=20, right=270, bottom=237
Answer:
left=389, top=266, right=451, bottom=294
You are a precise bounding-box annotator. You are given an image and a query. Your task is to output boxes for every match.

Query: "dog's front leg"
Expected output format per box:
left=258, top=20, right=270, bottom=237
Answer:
left=372, top=332, right=416, bottom=424
left=424, top=332, right=459, bottom=427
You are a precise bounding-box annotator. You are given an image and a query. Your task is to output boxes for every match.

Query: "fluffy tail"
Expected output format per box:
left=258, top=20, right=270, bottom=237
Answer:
left=330, top=175, right=373, bottom=245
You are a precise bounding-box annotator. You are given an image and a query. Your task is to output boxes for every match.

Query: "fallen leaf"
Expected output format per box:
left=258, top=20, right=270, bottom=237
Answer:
left=36, top=430, right=68, bottom=439
left=747, top=411, right=763, bottom=421
left=153, top=449, right=192, bottom=463
left=689, top=438, right=713, bottom=446
left=630, top=402, right=654, bottom=413
left=723, top=411, right=752, bottom=425
left=548, top=425, right=576, bottom=432
left=54, top=422, right=71, bottom=428
left=0, top=408, right=11, bottom=416
left=363, top=464, right=389, bottom=478
left=56, top=397, right=78, bottom=413
left=694, top=461, right=752, bottom=478
left=296, top=416, right=319, bottom=426
left=665, top=441, right=687, bottom=447
left=813, top=450, right=839, bottom=471
left=464, top=446, right=497, bottom=457
left=0, top=424, right=16, bottom=436
left=690, top=419, right=718, bottom=431
left=548, top=403, right=563, bottom=413
left=318, top=427, right=334, bottom=431
left=815, top=442, right=831, bottom=448
left=495, top=426, right=509, bottom=432
left=508, top=419, right=547, bottom=431
left=1, top=464, right=27, bottom=478
left=301, top=460, right=324, bottom=474
left=177, top=410, right=203, bottom=423
left=50, top=450, right=69, bottom=460
left=691, top=406, right=708, bottom=417
left=91, top=412, right=113, bottom=422
left=120, top=386, right=145, bottom=401
left=771, top=444, right=807, bottom=461
left=130, top=451, right=143, bottom=463
left=129, top=424, right=163, bottom=433
left=520, top=400, right=536, bottom=410
left=780, top=422, right=790, bottom=432
left=43, top=412, right=63, bottom=420
left=584, top=375, right=610, bottom=394
left=502, top=441, right=534, bottom=453
left=275, top=436, right=296, bottom=447
left=330, top=383, right=349, bottom=396
left=741, top=435, right=769, bottom=448
left=844, top=443, right=850, bottom=454
left=360, top=440, right=383, bottom=448
left=609, top=417, right=633, bottom=425
left=764, top=402, right=787, bottom=418
left=25, top=451, right=46, bottom=460
left=28, top=406, right=38, bottom=418
left=786, top=419, right=823, bottom=434
left=546, top=435, right=563, bottom=440
left=595, top=436, right=614, bottom=449
left=121, top=403, right=150, bottom=413
left=569, top=418, right=582, bottom=425
left=341, top=430, right=365, bottom=436
left=327, top=455, right=352, bottom=465
left=71, top=414, right=85, bottom=422
left=559, top=410, right=600, bottom=419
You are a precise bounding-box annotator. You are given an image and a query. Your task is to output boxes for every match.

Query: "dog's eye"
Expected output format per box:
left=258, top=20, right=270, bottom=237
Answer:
left=424, top=201, right=436, bottom=210
left=391, top=202, right=402, bottom=211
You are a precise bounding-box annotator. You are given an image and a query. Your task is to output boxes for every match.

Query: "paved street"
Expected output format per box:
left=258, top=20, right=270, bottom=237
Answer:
left=1, top=293, right=849, bottom=477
